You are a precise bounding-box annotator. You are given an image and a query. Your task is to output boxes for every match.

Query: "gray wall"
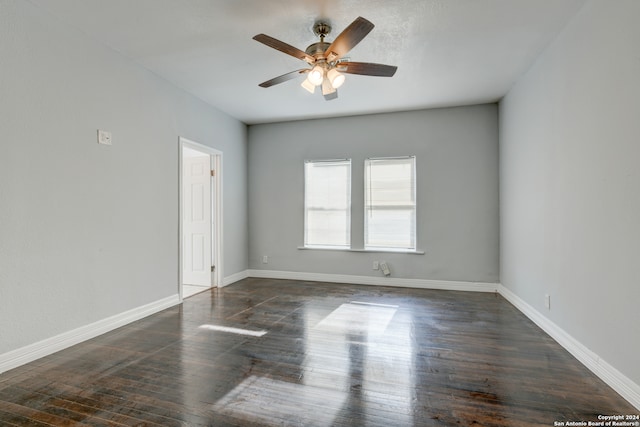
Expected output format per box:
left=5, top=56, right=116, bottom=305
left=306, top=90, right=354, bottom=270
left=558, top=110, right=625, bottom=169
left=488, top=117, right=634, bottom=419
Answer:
left=0, top=2, right=247, bottom=355
left=500, top=0, right=640, bottom=386
left=248, top=105, right=499, bottom=283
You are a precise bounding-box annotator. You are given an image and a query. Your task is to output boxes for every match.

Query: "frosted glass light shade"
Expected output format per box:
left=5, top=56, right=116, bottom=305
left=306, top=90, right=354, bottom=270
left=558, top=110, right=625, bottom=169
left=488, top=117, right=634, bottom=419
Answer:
left=301, top=78, right=315, bottom=94
left=327, top=68, right=345, bottom=88
left=322, top=78, right=336, bottom=96
left=307, top=65, right=324, bottom=86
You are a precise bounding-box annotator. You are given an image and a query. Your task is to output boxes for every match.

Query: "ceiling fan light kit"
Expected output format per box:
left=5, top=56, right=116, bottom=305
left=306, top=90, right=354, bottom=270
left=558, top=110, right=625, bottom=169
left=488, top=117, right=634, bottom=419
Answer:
left=253, top=16, right=397, bottom=101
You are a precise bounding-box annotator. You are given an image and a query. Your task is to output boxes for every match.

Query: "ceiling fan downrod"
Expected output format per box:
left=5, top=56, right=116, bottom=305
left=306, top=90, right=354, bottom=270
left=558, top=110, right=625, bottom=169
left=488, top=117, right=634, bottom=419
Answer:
left=306, top=21, right=332, bottom=60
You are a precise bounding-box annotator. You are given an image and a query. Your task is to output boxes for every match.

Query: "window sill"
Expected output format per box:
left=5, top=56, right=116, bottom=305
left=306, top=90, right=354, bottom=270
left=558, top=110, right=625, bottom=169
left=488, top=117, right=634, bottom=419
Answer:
left=298, top=246, right=425, bottom=255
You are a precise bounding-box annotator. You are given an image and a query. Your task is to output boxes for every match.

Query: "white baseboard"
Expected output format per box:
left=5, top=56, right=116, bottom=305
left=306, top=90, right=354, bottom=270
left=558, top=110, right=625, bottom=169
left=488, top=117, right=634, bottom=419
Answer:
left=0, top=294, right=180, bottom=375
left=247, top=269, right=498, bottom=292
left=222, top=270, right=250, bottom=287
left=498, top=285, right=640, bottom=411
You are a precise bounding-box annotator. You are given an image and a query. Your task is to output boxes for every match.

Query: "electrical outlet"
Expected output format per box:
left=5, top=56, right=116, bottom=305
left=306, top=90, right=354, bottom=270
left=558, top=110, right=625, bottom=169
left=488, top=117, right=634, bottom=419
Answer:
left=262, top=255, right=268, bottom=264
left=373, top=261, right=379, bottom=270
left=545, top=294, right=551, bottom=310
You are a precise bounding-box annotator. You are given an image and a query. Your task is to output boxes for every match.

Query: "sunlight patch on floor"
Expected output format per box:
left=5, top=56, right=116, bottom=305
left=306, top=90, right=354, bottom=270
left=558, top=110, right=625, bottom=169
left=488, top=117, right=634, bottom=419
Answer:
left=314, top=302, right=398, bottom=337
left=199, top=324, right=267, bottom=337
left=212, top=375, right=346, bottom=426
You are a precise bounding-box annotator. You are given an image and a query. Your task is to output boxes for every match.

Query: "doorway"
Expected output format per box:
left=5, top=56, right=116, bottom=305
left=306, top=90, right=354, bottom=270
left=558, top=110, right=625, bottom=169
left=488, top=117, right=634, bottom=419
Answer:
left=179, top=137, right=222, bottom=300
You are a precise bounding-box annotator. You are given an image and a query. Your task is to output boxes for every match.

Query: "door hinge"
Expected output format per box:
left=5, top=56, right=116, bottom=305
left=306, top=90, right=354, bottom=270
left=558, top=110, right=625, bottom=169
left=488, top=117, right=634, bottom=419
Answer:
left=211, top=265, right=215, bottom=272
left=210, top=170, right=216, bottom=177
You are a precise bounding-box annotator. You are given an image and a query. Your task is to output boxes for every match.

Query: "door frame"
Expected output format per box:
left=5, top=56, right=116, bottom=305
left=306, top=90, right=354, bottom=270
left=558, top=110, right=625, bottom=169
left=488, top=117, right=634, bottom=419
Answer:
left=178, top=137, right=223, bottom=300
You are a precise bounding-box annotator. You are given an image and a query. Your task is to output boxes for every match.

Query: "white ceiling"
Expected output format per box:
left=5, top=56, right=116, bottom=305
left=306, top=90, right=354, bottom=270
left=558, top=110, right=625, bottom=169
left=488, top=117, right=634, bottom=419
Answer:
left=32, top=0, right=585, bottom=125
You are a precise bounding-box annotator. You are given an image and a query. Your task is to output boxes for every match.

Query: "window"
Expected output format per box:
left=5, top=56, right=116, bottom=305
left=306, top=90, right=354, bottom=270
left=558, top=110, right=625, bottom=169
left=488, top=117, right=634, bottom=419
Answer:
left=304, top=159, right=351, bottom=248
left=364, top=156, right=416, bottom=251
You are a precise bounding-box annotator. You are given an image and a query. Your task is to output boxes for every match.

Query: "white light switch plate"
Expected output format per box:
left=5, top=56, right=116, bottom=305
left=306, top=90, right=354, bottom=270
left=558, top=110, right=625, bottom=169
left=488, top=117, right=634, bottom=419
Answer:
left=97, top=129, right=112, bottom=145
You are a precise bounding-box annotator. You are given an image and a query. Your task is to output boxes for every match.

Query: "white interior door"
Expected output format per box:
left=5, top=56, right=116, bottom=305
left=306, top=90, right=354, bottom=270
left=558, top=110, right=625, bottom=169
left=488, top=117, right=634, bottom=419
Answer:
left=183, top=155, right=211, bottom=286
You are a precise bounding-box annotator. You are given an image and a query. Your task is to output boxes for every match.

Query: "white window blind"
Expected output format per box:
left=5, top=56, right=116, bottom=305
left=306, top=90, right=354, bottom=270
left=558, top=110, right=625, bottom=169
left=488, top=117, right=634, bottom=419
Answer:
left=304, top=159, right=351, bottom=248
left=365, top=156, right=416, bottom=250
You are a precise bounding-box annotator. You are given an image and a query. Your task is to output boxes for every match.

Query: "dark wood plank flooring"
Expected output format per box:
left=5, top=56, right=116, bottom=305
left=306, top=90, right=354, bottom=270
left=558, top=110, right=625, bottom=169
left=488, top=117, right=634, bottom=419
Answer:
left=0, top=278, right=636, bottom=426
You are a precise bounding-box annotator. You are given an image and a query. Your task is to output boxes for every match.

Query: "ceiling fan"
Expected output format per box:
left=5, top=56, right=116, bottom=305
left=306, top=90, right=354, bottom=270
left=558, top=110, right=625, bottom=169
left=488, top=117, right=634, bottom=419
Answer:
left=253, top=16, right=397, bottom=100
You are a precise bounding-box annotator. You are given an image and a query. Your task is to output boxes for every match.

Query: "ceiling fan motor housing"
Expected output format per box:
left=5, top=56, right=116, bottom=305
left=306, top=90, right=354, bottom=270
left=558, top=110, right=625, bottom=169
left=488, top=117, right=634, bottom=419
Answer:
left=305, top=42, right=331, bottom=59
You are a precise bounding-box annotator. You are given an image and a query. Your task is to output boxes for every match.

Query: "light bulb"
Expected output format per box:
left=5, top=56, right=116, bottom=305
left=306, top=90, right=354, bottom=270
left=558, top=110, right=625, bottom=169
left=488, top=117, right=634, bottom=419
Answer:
left=307, top=65, right=324, bottom=86
left=327, top=68, right=345, bottom=88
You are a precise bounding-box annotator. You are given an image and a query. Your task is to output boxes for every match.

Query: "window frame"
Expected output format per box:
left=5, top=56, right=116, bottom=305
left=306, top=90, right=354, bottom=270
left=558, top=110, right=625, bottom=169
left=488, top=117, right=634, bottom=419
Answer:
left=364, top=156, right=417, bottom=251
left=303, top=158, right=352, bottom=249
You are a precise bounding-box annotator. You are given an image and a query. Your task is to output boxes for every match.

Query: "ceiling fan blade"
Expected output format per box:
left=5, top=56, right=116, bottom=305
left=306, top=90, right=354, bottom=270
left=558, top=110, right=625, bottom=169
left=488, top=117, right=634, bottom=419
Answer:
left=324, top=17, right=374, bottom=62
left=253, top=34, right=315, bottom=64
left=339, top=62, right=398, bottom=77
left=258, top=69, right=309, bottom=88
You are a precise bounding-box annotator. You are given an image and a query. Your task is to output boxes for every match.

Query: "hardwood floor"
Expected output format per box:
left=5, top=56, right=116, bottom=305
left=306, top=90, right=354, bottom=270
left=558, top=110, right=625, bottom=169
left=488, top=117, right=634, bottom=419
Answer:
left=0, top=278, right=636, bottom=426
left=183, top=284, right=211, bottom=299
